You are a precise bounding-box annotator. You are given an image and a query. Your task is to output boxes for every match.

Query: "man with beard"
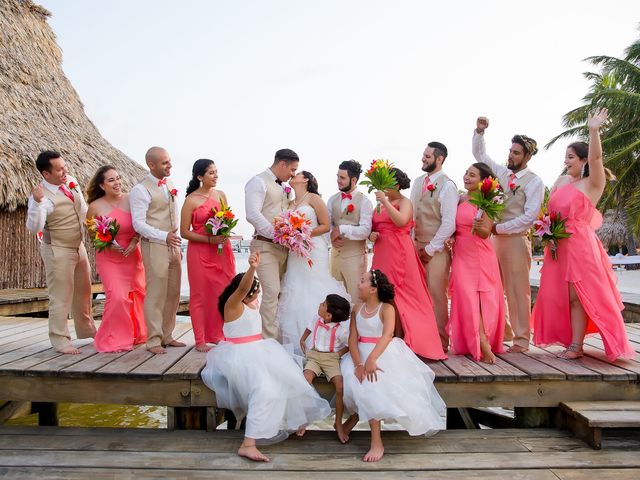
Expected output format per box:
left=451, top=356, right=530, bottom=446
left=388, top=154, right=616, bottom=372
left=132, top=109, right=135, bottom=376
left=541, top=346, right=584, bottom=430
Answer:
left=410, top=142, right=457, bottom=352
left=472, top=117, right=544, bottom=353
left=328, top=160, right=373, bottom=302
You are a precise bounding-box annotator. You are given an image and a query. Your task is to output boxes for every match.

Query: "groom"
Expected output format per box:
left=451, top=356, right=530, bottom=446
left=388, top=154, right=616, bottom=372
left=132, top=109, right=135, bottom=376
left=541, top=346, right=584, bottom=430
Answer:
left=245, top=149, right=299, bottom=339
left=328, top=160, right=373, bottom=302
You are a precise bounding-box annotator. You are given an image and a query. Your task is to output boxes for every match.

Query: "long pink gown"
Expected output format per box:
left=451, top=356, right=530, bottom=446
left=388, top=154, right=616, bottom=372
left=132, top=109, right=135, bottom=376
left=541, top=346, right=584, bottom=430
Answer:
left=187, top=195, right=236, bottom=345
left=94, top=207, right=146, bottom=352
left=371, top=204, right=446, bottom=360
left=532, top=183, right=635, bottom=361
left=448, top=201, right=505, bottom=360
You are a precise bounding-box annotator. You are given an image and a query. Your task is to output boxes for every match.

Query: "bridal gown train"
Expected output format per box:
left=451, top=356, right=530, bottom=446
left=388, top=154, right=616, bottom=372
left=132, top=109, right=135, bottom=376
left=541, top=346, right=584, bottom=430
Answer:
left=277, top=204, right=351, bottom=357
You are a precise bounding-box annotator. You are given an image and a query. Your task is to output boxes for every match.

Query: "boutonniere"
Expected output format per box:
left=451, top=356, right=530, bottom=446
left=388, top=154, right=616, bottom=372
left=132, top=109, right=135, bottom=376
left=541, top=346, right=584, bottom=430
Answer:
left=68, top=181, right=77, bottom=191
left=427, top=183, right=436, bottom=197
left=509, top=182, right=520, bottom=193
left=282, top=184, right=292, bottom=198
left=344, top=204, right=355, bottom=215
left=169, top=188, right=178, bottom=198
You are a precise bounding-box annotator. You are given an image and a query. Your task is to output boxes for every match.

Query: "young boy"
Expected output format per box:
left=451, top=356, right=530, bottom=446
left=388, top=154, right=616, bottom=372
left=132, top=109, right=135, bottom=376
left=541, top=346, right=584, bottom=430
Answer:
left=299, top=294, right=351, bottom=443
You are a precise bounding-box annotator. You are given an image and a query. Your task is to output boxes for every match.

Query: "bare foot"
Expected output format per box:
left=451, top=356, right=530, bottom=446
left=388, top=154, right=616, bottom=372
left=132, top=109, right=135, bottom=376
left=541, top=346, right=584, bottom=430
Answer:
left=195, top=343, right=212, bottom=352
left=165, top=340, right=186, bottom=347
left=507, top=344, right=528, bottom=353
left=148, top=346, right=166, bottom=354
left=238, top=445, right=269, bottom=462
left=363, top=444, right=384, bottom=462
left=342, top=414, right=358, bottom=438
left=57, top=345, right=81, bottom=355
left=296, top=426, right=307, bottom=437
left=335, top=422, right=349, bottom=444
left=480, top=341, right=496, bottom=364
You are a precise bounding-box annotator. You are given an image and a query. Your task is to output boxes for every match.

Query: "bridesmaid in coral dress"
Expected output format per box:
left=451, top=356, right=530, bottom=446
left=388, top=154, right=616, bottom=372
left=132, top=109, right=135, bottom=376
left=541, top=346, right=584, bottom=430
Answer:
left=180, top=159, right=236, bottom=352
left=86, top=166, right=146, bottom=352
left=448, top=163, right=505, bottom=363
left=532, top=109, right=635, bottom=361
left=369, top=168, right=446, bottom=360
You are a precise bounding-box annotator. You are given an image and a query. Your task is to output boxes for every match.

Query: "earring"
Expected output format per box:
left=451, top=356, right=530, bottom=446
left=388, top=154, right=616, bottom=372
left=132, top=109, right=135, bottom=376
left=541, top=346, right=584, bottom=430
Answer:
left=581, top=164, right=586, bottom=178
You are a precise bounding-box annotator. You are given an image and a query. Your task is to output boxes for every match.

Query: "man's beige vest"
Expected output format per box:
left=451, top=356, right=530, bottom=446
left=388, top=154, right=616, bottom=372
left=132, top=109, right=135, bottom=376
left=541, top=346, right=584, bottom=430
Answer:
left=140, top=177, right=178, bottom=242
left=414, top=173, right=453, bottom=244
left=42, top=187, right=83, bottom=248
left=330, top=190, right=366, bottom=257
left=501, top=171, right=537, bottom=222
left=256, top=170, right=289, bottom=235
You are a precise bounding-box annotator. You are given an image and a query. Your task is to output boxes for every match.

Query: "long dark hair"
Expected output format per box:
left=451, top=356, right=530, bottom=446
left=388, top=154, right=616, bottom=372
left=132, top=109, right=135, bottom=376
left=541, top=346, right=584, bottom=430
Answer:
left=301, top=171, right=320, bottom=196
left=369, top=269, right=395, bottom=303
left=186, top=159, right=215, bottom=196
left=86, top=165, right=117, bottom=204
left=470, top=162, right=497, bottom=181
left=218, top=272, right=260, bottom=317
left=567, top=142, right=590, bottom=178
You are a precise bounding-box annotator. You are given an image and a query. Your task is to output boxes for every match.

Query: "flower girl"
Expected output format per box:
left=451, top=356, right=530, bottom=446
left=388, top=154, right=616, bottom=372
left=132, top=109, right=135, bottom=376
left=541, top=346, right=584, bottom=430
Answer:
left=342, top=269, right=447, bottom=462
left=200, top=251, right=331, bottom=462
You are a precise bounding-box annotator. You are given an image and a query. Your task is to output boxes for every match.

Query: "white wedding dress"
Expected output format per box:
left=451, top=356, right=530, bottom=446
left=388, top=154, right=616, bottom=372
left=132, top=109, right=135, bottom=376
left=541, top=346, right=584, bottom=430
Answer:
left=277, top=203, right=351, bottom=357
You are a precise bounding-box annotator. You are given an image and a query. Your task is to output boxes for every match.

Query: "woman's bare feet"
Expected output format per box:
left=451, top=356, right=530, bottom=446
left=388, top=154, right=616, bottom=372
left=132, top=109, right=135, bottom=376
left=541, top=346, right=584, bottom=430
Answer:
left=507, top=344, right=528, bottom=353
left=147, top=345, right=166, bottom=354
left=480, top=341, right=496, bottom=364
left=57, top=345, right=81, bottom=355
left=195, top=343, right=212, bottom=352
left=238, top=440, right=269, bottom=462
left=363, top=442, right=384, bottom=462
left=557, top=343, right=584, bottom=360
left=295, top=426, right=307, bottom=437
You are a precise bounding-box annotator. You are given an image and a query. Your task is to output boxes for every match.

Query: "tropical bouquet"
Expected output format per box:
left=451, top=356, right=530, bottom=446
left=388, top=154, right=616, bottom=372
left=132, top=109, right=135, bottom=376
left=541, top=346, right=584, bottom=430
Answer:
left=85, top=215, right=121, bottom=252
left=533, top=208, right=572, bottom=260
left=273, top=209, right=314, bottom=267
left=204, top=200, right=239, bottom=254
left=468, top=176, right=506, bottom=233
left=360, top=159, right=398, bottom=212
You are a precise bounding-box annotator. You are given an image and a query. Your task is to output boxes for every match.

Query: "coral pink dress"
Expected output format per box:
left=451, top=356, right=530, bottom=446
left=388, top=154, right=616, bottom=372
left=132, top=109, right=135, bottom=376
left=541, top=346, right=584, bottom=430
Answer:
left=94, top=207, right=146, bottom=352
left=448, top=201, right=505, bottom=360
left=371, top=204, right=446, bottom=360
left=187, top=195, right=236, bottom=345
left=532, top=183, right=635, bottom=361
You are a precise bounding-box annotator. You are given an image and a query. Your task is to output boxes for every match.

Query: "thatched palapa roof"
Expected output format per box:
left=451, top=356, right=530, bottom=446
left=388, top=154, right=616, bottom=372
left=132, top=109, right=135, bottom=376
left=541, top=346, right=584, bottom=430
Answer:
left=597, top=209, right=629, bottom=249
left=0, top=0, right=146, bottom=212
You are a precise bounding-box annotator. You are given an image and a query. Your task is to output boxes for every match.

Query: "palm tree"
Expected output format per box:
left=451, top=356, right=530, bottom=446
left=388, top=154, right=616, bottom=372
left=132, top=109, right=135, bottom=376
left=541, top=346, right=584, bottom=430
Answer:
left=546, top=28, right=640, bottom=238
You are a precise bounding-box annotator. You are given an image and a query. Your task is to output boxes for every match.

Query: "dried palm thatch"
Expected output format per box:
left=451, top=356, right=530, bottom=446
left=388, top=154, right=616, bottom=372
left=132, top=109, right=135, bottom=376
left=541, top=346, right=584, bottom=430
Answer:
left=0, top=0, right=146, bottom=288
left=597, top=209, right=629, bottom=250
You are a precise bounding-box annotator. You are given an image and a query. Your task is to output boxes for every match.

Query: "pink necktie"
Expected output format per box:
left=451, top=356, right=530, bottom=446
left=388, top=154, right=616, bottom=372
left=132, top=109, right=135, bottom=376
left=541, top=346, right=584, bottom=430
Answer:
left=422, top=178, right=432, bottom=194
left=59, top=185, right=74, bottom=202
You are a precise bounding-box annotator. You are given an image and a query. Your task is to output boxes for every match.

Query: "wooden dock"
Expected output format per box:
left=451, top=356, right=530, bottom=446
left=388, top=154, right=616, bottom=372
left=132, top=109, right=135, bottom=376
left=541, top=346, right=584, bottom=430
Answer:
left=0, top=316, right=639, bottom=427
left=0, top=426, right=639, bottom=478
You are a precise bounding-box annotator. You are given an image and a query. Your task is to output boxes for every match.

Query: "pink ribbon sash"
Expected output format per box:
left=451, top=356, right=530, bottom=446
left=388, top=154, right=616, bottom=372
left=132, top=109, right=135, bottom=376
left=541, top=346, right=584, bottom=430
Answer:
left=224, top=334, right=262, bottom=344
left=358, top=336, right=381, bottom=344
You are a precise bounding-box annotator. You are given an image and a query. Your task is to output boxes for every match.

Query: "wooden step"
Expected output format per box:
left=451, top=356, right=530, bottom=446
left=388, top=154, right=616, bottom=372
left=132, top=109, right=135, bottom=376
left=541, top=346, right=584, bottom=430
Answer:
left=560, top=401, right=640, bottom=449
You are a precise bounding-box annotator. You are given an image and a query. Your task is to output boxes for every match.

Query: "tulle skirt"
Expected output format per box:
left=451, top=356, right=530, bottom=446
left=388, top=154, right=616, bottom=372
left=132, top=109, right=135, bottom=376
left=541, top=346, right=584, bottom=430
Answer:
left=201, top=338, right=331, bottom=443
left=342, top=338, right=447, bottom=436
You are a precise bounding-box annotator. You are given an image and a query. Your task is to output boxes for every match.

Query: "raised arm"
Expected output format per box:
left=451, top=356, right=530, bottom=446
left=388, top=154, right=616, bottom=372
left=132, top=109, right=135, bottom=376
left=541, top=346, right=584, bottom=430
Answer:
left=473, top=116, right=509, bottom=177
left=584, top=108, right=608, bottom=204
left=224, top=252, right=260, bottom=320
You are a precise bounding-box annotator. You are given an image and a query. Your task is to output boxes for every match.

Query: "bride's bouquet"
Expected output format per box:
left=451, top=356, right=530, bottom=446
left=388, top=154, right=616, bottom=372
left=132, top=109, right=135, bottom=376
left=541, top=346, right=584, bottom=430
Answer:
left=360, top=159, right=398, bottom=212
left=533, top=208, right=571, bottom=260
left=273, top=210, right=314, bottom=267
left=204, top=200, right=239, bottom=254
left=468, top=176, right=505, bottom=233
left=85, top=215, right=121, bottom=252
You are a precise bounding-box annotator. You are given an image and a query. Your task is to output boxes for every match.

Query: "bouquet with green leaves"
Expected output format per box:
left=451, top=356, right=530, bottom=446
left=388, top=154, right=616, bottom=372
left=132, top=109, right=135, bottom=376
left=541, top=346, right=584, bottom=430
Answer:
left=360, top=159, right=398, bottom=212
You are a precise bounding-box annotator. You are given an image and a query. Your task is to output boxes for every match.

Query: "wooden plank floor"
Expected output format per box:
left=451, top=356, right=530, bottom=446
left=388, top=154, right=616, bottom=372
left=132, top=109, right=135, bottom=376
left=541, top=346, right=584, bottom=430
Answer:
left=0, top=316, right=639, bottom=409
left=0, top=426, right=638, bottom=478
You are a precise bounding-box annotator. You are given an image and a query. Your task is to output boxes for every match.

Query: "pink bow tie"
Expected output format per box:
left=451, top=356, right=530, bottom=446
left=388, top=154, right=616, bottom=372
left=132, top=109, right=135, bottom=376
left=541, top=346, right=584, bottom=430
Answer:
left=341, top=192, right=352, bottom=200
left=157, top=178, right=167, bottom=186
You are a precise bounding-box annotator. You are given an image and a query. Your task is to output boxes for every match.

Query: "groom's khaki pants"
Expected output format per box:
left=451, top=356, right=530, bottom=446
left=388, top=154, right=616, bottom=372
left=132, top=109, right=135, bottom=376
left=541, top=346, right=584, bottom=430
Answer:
left=250, top=239, right=288, bottom=339
left=330, top=251, right=367, bottom=304
left=40, top=242, right=96, bottom=350
left=419, top=246, right=451, bottom=353
left=141, top=240, right=182, bottom=349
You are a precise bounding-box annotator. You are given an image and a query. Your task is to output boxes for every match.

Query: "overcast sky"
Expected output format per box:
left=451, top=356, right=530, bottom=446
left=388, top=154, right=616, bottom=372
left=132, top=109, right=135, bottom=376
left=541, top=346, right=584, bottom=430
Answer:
left=39, top=0, right=639, bottom=237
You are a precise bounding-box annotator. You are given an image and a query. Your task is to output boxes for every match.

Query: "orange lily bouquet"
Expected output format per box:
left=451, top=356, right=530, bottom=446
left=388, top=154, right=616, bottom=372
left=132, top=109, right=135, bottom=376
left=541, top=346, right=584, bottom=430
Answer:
left=85, top=215, right=121, bottom=252
left=360, top=159, right=398, bottom=212
left=273, top=209, right=314, bottom=267
left=468, top=176, right=506, bottom=231
left=533, top=208, right=571, bottom=260
left=205, top=200, right=238, bottom=254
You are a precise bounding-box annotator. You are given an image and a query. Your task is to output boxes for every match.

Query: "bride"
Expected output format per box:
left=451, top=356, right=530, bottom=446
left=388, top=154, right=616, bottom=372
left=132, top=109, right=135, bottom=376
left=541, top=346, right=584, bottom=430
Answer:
left=277, top=171, right=351, bottom=357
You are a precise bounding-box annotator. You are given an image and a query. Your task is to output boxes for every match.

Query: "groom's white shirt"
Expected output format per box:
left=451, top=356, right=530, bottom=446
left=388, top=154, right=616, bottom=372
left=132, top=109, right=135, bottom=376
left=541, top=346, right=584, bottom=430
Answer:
left=245, top=169, right=279, bottom=239
left=26, top=175, right=86, bottom=234
left=326, top=193, right=373, bottom=240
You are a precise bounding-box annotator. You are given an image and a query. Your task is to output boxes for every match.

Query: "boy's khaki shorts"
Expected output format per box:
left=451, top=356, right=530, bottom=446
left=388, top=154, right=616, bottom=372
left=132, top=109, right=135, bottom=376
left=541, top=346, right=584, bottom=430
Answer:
left=304, top=349, right=342, bottom=380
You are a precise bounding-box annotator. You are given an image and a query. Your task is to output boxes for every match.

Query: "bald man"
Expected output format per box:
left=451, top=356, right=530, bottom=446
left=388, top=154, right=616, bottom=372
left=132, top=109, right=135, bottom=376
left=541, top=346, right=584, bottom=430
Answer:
left=130, top=147, right=185, bottom=354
